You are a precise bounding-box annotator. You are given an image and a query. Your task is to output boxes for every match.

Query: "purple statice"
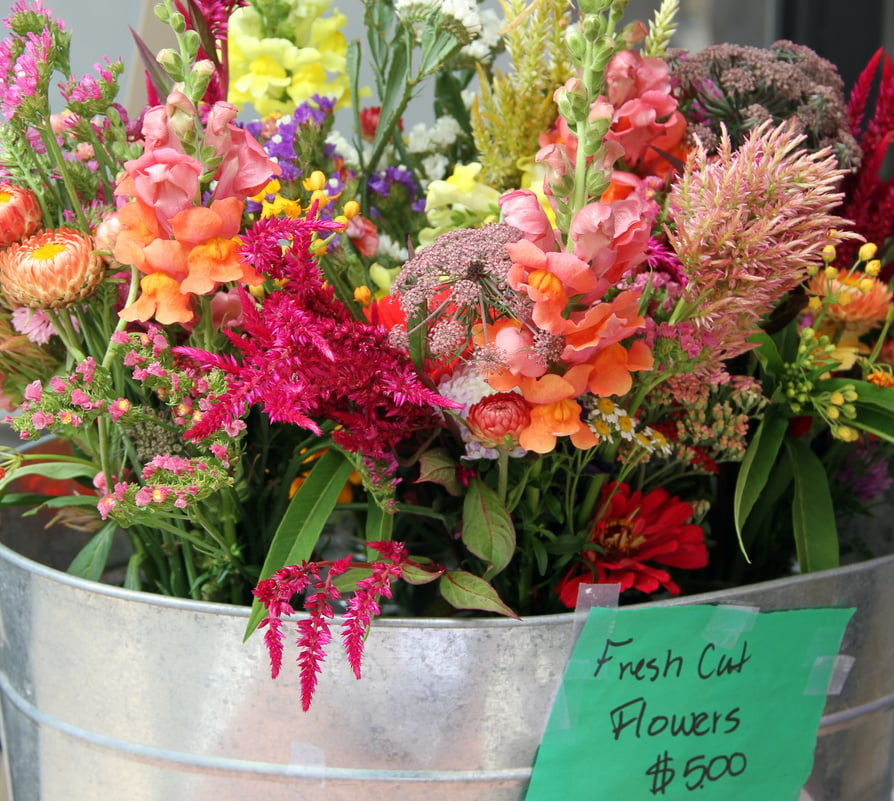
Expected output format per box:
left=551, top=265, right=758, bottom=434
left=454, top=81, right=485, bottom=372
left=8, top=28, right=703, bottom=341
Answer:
left=838, top=439, right=894, bottom=503
left=177, top=214, right=457, bottom=485
left=367, top=165, right=425, bottom=216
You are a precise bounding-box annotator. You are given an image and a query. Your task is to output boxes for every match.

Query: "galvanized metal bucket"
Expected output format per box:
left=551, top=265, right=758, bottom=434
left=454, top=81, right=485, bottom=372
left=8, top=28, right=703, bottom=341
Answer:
left=0, top=514, right=892, bottom=801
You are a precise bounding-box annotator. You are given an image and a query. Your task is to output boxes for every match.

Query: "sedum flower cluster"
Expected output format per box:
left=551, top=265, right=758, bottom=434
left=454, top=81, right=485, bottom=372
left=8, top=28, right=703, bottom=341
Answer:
left=1, top=0, right=893, bottom=707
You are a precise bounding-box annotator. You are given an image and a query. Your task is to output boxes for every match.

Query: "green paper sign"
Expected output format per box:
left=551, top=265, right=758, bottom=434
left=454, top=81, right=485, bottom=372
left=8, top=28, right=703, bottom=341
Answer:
left=525, top=604, right=854, bottom=800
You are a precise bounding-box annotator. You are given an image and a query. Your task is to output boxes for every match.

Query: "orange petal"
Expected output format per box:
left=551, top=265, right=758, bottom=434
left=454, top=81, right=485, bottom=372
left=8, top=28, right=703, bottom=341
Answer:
left=119, top=272, right=193, bottom=325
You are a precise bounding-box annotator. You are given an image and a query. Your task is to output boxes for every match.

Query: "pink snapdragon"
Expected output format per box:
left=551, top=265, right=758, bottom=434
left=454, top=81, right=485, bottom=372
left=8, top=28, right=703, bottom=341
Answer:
left=603, top=49, right=688, bottom=179
left=115, top=147, right=203, bottom=235
left=204, top=101, right=282, bottom=200
left=568, top=197, right=651, bottom=284
left=499, top=190, right=557, bottom=251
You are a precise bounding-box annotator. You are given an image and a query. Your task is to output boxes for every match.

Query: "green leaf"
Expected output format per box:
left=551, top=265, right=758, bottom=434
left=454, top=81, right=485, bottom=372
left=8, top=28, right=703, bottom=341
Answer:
left=243, top=448, right=355, bottom=640
left=416, top=447, right=462, bottom=495
left=847, top=404, right=894, bottom=443
left=332, top=566, right=374, bottom=593
left=439, top=570, right=520, bottom=618
left=418, top=23, right=461, bottom=77
left=462, top=478, right=516, bottom=580
left=0, top=461, right=97, bottom=492
left=400, top=558, right=444, bottom=585
left=364, top=496, right=393, bottom=560
left=124, top=553, right=144, bottom=591
left=434, top=70, right=471, bottom=134
left=783, top=435, right=839, bottom=573
left=129, top=26, right=174, bottom=100
left=371, top=36, right=410, bottom=159
left=748, top=331, right=784, bottom=376
left=67, top=522, right=117, bottom=582
left=733, top=407, right=789, bottom=553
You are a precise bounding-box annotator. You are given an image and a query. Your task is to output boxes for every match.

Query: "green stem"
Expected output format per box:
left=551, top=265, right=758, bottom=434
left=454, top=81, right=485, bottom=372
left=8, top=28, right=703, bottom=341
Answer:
left=101, top=266, right=141, bottom=370
left=39, top=126, right=89, bottom=231
left=496, top=445, right=509, bottom=505
left=44, top=308, right=86, bottom=363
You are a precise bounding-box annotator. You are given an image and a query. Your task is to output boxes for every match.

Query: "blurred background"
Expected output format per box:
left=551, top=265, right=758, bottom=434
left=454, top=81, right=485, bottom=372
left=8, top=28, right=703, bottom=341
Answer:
left=2, top=0, right=893, bottom=115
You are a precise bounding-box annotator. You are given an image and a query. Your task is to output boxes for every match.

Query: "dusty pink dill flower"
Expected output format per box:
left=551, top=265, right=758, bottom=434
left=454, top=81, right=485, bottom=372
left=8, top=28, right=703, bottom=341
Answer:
left=667, top=120, right=852, bottom=359
left=391, top=223, right=527, bottom=355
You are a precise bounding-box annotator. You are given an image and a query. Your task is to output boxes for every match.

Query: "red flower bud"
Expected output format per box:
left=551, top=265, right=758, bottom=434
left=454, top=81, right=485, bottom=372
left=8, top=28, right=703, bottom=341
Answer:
left=466, top=392, right=531, bottom=448
left=359, top=106, right=402, bottom=143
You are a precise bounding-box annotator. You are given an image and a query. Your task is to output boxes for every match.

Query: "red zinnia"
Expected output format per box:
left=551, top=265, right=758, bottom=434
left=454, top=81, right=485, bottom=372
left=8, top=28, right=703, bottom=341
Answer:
left=556, top=482, right=707, bottom=607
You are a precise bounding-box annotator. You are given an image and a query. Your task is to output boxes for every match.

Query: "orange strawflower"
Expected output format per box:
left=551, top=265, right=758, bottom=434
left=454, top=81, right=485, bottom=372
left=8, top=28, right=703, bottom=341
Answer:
left=809, top=269, right=893, bottom=332
left=0, top=227, right=103, bottom=308
left=0, top=183, right=42, bottom=247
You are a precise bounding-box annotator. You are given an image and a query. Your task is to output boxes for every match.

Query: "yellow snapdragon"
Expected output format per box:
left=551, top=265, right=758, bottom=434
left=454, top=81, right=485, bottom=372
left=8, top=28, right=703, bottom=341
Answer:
left=419, top=162, right=501, bottom=245
left=227, top=2, right=351, bottom=116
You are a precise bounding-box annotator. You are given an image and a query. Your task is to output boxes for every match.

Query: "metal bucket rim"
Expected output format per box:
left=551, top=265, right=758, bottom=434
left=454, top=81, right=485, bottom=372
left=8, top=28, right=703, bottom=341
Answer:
left=2, top=532, right=893, bottom=627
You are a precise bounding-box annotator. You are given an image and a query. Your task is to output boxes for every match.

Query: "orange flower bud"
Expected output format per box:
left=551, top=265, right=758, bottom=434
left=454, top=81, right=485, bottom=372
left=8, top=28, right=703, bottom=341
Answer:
left=0, top=183, right=42, bottom=247
left=0, top=227, right=104, bottom=308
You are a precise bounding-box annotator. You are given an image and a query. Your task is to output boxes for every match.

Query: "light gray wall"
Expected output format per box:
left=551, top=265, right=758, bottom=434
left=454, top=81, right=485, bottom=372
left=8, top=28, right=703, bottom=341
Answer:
left=2, top=0, right=150, bottom=111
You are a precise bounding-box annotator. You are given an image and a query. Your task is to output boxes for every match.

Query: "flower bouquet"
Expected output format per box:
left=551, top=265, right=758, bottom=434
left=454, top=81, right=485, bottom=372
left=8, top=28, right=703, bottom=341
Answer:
left=1, top=0, right=893, bottom=716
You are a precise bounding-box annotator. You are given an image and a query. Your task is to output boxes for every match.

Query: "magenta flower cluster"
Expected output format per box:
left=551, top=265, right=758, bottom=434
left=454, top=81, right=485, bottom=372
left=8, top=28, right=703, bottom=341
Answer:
left=253, top=541, right=412, bottom=711
left=179, top=214, right=458, bottom=484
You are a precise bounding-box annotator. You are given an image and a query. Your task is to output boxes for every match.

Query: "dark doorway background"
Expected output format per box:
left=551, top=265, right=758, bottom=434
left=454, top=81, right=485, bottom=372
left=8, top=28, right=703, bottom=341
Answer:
left=779, top=0, right=888, bottom=90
